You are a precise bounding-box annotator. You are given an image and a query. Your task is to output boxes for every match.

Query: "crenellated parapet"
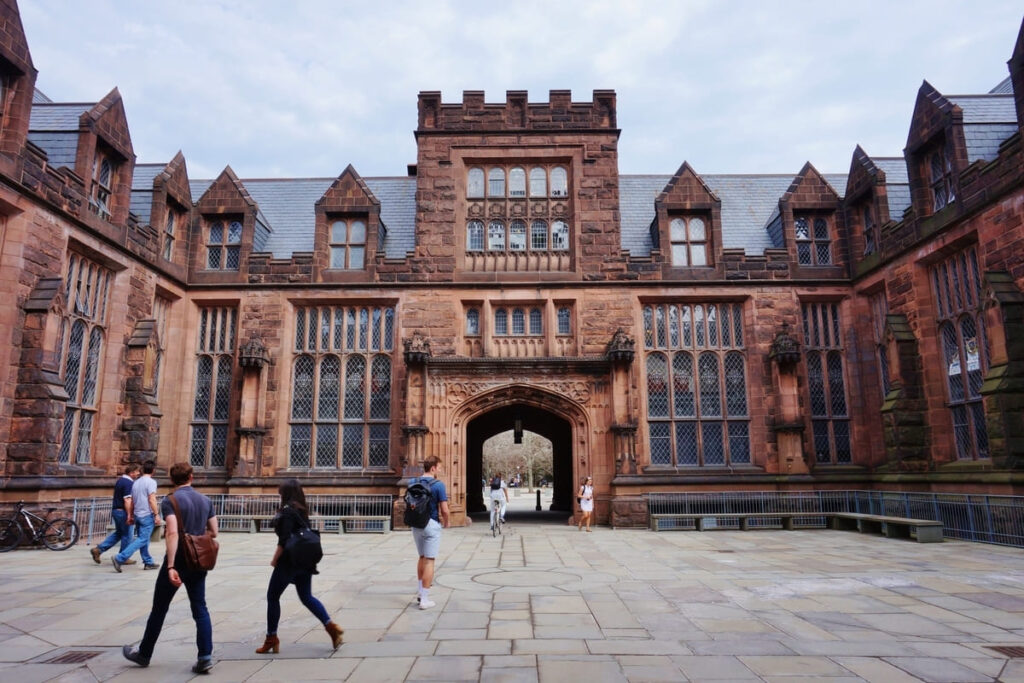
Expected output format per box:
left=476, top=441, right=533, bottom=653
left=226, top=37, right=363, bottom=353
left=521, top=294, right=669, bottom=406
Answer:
left=417, top=89, right=617, bottom=134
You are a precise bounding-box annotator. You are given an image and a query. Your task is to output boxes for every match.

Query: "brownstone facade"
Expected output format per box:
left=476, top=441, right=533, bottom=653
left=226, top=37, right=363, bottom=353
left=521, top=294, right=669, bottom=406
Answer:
left=2, top=2, right=1023, bottom=525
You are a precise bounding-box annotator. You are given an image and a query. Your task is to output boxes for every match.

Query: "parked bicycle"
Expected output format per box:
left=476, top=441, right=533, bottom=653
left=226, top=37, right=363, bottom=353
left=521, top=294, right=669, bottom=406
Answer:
left=490, top=496, right=503, bottom=537
left=0, top=501, right=80, bottom=552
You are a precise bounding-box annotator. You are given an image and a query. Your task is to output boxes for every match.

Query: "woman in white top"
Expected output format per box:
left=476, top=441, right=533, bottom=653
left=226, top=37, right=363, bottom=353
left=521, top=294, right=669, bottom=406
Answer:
left=577, top=476, right=594, bottom=532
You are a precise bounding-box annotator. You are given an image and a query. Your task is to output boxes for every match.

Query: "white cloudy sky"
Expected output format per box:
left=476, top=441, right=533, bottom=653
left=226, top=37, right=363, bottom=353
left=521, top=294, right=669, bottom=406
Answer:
left=20, top=1, right=1023, bottom=181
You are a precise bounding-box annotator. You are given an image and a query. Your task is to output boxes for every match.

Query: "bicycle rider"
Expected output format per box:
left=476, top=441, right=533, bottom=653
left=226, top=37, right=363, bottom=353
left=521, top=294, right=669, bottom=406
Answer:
left=488, top=472, right=509, bottom=527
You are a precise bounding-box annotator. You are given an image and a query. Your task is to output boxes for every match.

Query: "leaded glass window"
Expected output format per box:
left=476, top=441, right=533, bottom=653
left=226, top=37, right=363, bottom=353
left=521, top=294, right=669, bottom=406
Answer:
left=493, top=306, right=541, bottom=336
left=529, top=308, right=542, bottom=335
left=488, top=221, right=505, bottom=251
left=488, top=168, right=505, bottom=197
left=510, top=220, right=526, bottom=250
left=929, top=145, right=955, bottom=212
left=669, top=216, right=709, bottom=266
left=643, top=303, right=749, bottom=467
left=467, top=220, right=484, bottom=251
left=869, top=290, right=891, bottom=398
left=189, top=306, right=237, bottom=468
left=288, top=305, right=395, bottom=469
left=466, top=309, right=480, bottom=336
left=557, top=307, right=571, bottom=335
left=467, top=168, right=484, bottom=198
left=330, top=218, right=367, bottom=269
left=551, top=221, right=569, bottom=250
left=802, top=302, right=851, bottom=464
left=531, top=221, right=548, bottom=250
left=795, top=214, right=832, bottom=265
left=89, top=153, right=114, bottom=219
left=932, top=246, right=988, bottom=460
left=550, top=167, right=568, bottom=197
left=529, top=167, right=546, bottom=197
left=58, top=255, right=112, bottom=465
left=509, top=167, right=526, bottom=197
left=206, top=219, right=242, bottom=270
left=862, top=204, right=876, bottom=257
left=163, top=208, right=177, bottom=261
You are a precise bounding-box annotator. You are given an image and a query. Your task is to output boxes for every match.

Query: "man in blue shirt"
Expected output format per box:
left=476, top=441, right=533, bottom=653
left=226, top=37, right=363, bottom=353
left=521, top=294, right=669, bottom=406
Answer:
left=90, top=463, right=141, bottom=564
left=411, top=456, right=449, bottom=610
left=113, top=460, right=162, bottom=571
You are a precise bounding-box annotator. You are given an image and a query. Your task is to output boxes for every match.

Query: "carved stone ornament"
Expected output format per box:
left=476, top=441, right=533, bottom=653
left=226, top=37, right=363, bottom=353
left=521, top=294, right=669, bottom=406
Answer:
left=488, top=203, right=506, bottom=217
left=445, top=379, right=592, bottom=405
left=606, top=328, right=635, bottom=364
left=468, top=203, right=484, bottom=217
left=403, top=333, right=432, bottom=365
left=769, top=323, right=801, bottom=367
left=239, top=336, right=270, bottom=369
left=510, top=201, right=526, bottom=216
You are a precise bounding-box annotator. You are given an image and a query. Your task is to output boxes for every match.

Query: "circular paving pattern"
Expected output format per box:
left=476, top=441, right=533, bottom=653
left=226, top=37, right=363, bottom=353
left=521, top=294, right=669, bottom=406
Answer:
left=472, top=569, right=580, bottom=587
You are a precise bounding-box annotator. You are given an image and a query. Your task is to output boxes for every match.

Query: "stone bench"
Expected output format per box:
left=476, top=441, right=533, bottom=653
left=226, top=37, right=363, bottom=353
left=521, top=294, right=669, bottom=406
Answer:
left=830, top=512, right=943, bottom=543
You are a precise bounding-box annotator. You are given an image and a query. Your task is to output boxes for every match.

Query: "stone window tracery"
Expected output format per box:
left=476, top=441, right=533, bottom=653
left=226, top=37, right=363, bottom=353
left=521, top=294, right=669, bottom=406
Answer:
left=189, top=306, right=236, bottom=469
left=493, top=306, right=543, bottom=336
left=289, top=305, right=394, bottom=470
left=643, top=303, right=749, bottom=467
left=802, top=302, right=851, bottom=464
left=206, top=219, right=242, bottom=270
left=931, top=246, right=988, bottom=460
left=330, top=218, right=366, bottom=269
left=795, top=214, right=832, bottom=266
left=58, top=254, right=113, bottom=465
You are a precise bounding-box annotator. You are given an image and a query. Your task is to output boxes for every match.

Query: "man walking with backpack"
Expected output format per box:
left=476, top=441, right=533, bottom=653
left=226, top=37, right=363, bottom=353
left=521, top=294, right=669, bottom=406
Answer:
left=406, top=456, right=448, bottom=610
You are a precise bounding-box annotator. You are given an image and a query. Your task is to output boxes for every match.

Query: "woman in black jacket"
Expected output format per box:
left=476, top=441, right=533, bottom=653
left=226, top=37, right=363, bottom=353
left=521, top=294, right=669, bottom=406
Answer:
left=255, top=479, right=343, bottom=653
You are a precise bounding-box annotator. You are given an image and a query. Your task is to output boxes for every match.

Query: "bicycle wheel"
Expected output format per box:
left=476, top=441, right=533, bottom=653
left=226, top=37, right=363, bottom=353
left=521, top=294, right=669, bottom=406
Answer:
left=0, top=518, right=22, bottom=552
left=491, top=505, right=498, bottom=537
left=41, top=518, right=79, bottom=550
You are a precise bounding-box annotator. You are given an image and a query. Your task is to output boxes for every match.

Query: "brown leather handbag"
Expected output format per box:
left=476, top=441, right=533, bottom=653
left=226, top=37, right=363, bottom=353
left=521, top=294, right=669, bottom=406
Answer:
left=167, top=492, right=218, bottom=571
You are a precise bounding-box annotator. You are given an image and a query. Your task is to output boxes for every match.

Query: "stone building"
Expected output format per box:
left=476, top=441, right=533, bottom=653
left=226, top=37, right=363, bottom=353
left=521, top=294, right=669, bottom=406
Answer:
left=1, top=0, right=1022, bottom=526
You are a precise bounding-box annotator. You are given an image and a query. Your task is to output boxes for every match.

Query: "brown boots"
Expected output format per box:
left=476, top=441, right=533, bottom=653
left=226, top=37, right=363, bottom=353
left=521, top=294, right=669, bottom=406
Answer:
left=254, top=634, right=279, bottom=654
left=325, top=621, right=344, bottom=649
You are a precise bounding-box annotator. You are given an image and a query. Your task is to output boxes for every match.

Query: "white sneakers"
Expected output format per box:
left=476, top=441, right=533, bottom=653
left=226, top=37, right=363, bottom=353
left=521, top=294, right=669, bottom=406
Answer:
left=418, top=598, right=436, bottom=610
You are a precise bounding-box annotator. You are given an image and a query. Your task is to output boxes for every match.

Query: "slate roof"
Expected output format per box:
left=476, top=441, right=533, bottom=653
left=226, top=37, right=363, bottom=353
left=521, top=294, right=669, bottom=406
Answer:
left=989, top=76, right=1013, bottom=94
left=188, top=177, right=417, bottom=259
left=946, top=95, right=1019, bottom=163
left=27, top=103, right=93, bottom=168
left=29, top=103, right=91, bottom=130
left=871, top=158, right=912, bottom=221
left=32, top=88, right=53, bottom=104
left=129, top=164, right=167, bottom=225
left=619, top=173, right=847, bottom=256
left=26, top=132, right=78, bottom=167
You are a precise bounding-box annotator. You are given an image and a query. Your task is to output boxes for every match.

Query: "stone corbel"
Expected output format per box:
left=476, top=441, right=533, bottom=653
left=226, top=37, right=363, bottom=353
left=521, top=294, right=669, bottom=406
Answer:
left=605, top=329, right=635, bottom=364
left=403, top=332, right=431, bottom=366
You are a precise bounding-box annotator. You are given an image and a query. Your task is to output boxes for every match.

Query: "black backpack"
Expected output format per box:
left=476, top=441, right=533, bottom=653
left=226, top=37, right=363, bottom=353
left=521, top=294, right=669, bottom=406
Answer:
left=490, top=476, right=502, bottom=490
left=283, top=510, right=323, bottom=570
left=403, top=479, right=435, bottom=529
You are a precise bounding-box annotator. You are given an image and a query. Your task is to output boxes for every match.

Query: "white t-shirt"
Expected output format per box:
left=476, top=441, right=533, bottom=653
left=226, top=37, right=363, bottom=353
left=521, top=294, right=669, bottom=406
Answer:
left=489, top=479, right=508, bottom=499
left=131, top=475, right=158, bottom=519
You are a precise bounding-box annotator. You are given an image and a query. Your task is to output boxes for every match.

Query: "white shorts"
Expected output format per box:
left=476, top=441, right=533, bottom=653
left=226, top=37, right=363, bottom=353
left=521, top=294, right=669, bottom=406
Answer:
left=412, top=518, right=441, bottom=558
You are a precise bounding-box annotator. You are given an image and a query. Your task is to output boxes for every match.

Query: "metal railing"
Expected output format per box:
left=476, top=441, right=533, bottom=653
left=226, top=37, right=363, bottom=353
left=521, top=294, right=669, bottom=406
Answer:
left=647, top=490, right=1024, bottom=547
left=71, top=493, right=393, bottom=544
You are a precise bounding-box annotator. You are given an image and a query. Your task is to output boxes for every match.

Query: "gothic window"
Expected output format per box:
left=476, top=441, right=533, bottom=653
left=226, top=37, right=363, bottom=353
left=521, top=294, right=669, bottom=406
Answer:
left=869, top=291, right=891, bottom=399
left=495, top=309, right=508, bottom=335
left=206, top=219, right=242, bottom=270
left=551, top=220, right=569, bottom=250
left=932, top=246, right=988, bottom=460
left=529, top=308, right=542, bottom=335
left=531, top=220, right=548, bottom=250
left=557, top=307, right=571, bottom=335
left=550, top=167, right=568, bottom=197
left=289, top=305, right=395, bottom=469
left=189, top=307, right=236, bottom=469
left=152, top=295, right=173, bottom=399
left=795, top=214, right=832, bottom=265
left=488, top=220, right=505, bottom=251
left=58, top=254, right=113, bottom=465
left=493, top=306, right=542, bottom=336
left=669, top=216, right=708, bottom=266
left=330, top=219, right=367, bottom=269
left=509, top=220, right=526, bottom=250
left=466, top=220, right=484, bottom=251
left=467, top=167, right=484, bottom=198
left=509, top=167, right=526, bottom=197
left=802, top=302, right=851, bottom=464
left=643, top=303, right=748, bottom=467
left=163, top=208, right=178, bottom=261
left=929, top=145, right=955, bottom=212
left=529, top=167, right=546, bottom=197
left=862, top=204, right=876, bottom=257
left=512, top=308, right=525, bottom=335
left=488, top=168, right=505, bottom=197
left=89, top=151, right=115, bottom=220
left=466, top=308, right=480, bottom=336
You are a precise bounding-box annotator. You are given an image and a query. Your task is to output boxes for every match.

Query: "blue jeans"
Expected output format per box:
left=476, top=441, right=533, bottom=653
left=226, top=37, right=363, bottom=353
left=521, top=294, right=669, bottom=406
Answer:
left=139, top=560, right=212, bottom=661
left=266, top=563, right=330, bottom=635
left=116, top=515, right=155, bottom=565
left=96, top=509, right=134, bottom=553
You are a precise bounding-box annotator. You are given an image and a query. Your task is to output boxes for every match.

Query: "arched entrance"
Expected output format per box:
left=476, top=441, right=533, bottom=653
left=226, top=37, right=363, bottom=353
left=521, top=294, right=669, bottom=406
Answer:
left=466, top=404, right=574, bottom=515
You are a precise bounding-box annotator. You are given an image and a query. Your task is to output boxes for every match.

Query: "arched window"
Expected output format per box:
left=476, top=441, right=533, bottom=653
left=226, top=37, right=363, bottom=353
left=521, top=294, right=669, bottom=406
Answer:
left=531, top=220, right=548, bottom=250
left=529, top=308, right=543, bottom=335
left=369, top=356, right=391, bottom=420
left=557, top=307, right=571, bottom=335
left=803, top=303, right=851, bottom=464
left=495, top=309, right=508, bottom=335
left=344, top=355, right=366, bottom=421
left=529, top=167, right=547, bottom=197
left=466, top=220, right=484, bottom=251
left=551, top=221, right=569, bottom=250
left=550, top=167, right=568, bottom=197
left=189, top=306, right=236, bottom=469
left=509, top=220, right=527, bottom=251
left=512, top=308, right=525, bottom=335
left=467, top=168, right=484, bottom=198
left=509, top=167, right=526, bottom=197
left=487, top=220, right=505, bottom=251
left=466, top=309, right=480, bottom=336
left=488, top=168, right=505, bottom=197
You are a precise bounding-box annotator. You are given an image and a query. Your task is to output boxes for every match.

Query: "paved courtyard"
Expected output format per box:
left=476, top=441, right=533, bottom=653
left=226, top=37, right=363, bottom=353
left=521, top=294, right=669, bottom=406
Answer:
left=3, top=493, right=1024, bottom=682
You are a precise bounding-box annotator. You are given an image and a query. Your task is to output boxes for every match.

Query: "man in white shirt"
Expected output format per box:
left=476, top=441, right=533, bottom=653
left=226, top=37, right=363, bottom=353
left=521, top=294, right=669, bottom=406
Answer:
left=113, top=460, right=163, bottom=571
left=488, top=472, right=509, bottom=524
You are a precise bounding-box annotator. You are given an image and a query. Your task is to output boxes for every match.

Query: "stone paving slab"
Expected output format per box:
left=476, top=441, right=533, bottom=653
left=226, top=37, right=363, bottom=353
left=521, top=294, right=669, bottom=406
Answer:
left=2, top=499, right=1024, bottom=681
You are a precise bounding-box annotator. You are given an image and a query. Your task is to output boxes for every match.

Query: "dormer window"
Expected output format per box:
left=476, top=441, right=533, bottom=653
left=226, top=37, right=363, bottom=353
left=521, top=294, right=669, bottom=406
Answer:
left=929, top=146, right=955, bottom=211
left=795, top=214, right=832, bottom=265
left=669, top=216, right=708, bottom=266
left=163, top=208, right=178, bottom=261
left=206, top=219, right=242, bottom=270
left=89, top=152, right=115, bottom=220
left=330, top=219, right=366, bottom=269
left=862, top=204, right=876, bottom=257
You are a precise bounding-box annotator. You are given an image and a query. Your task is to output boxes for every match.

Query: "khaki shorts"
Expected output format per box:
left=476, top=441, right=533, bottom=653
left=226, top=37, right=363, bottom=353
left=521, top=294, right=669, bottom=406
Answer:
left=412, top=518, right=441, bottom=558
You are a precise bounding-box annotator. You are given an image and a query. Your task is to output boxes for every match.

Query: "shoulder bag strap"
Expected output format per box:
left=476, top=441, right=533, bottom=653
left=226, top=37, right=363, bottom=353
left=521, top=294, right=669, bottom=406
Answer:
left=167, top=491, right=182, bottom=521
